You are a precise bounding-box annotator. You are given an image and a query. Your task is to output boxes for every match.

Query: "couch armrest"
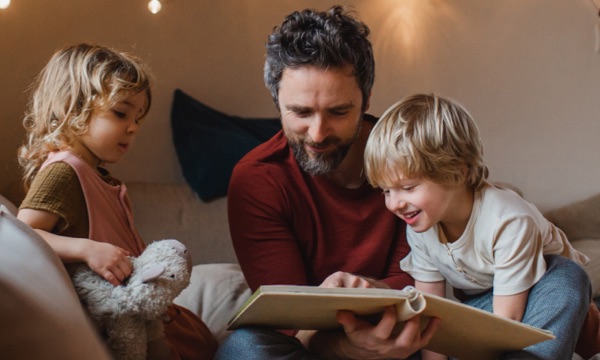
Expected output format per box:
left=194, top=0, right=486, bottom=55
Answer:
left=0, top=207, right=111, bottom=359
left=544, top=193, right=600, bottom=241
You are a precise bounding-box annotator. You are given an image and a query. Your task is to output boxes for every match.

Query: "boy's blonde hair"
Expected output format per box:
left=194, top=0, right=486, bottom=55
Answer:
left=365, top=93, right=488, bottom=190
left=19, top=43, right=153, bottom=188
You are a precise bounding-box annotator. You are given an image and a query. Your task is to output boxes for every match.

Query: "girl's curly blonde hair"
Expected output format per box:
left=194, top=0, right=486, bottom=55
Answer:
left=19, top=43, right=153, bottom=188
left=365, top=93, right=489, bottom=190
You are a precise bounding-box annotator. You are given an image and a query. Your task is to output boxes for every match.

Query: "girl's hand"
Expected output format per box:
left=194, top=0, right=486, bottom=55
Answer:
left=84, top=242, right=132, bottom=286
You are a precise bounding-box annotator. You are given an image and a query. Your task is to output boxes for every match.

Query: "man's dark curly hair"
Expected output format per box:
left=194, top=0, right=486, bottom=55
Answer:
left=264, top=5, right=375, bottom=111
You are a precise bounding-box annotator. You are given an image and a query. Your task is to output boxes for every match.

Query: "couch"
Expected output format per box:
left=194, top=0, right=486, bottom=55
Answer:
left=1, top=181, right=599, bottom=359
left=0, top=182, right=251, bottom=359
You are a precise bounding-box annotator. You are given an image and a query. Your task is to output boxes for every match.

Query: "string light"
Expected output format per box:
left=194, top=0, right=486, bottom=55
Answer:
left=0, top=0, right=10, bottom=10
left=148, top=0, right=162, bottom=14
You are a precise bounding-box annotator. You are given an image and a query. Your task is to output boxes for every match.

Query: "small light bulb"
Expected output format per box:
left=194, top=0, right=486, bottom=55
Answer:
left=148, top=0, right=162, bottom=14
left=0, top=0, right=11, bottom=10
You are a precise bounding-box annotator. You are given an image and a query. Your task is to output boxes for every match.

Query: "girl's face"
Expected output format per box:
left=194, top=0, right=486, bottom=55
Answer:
left=381, top=174, right=472, bottom=241
left=73, top=91, right=148, bottom=169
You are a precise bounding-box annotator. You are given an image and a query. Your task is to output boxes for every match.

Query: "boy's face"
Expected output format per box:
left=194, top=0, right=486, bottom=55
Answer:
left=381, top=174, right=469, bottom=236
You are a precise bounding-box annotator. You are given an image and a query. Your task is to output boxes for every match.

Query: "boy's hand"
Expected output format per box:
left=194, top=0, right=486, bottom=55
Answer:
left=85, top=242, right=132, bottom=286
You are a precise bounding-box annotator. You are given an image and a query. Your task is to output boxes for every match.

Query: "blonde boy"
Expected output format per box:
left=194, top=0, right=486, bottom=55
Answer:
left=364, top=94, right=599, bottom=360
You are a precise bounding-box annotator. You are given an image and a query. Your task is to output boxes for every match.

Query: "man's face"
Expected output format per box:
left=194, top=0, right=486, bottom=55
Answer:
left=277, top=65, right=367, bottom=176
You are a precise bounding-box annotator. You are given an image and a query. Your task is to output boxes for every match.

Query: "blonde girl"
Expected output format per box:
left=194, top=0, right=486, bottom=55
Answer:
left=17, top=43, right=216, bottom=360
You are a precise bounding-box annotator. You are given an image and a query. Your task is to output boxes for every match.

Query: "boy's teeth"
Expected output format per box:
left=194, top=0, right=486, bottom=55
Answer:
left=405, top=211, right=418, bottom=219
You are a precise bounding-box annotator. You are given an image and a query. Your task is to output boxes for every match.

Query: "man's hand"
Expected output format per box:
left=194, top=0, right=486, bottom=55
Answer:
left=304, top=271, right=440, bottom=359
left=334, top=306, right=440, bottom=359
left=319, top=271, right=391, bottom=289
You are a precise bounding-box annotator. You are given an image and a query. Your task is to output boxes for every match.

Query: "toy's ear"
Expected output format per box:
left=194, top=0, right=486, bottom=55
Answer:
left=140, top=265, right=165, bottom=283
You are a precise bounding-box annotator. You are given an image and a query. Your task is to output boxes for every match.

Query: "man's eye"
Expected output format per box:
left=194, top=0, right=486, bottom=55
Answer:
left=331, top=110, right=349, bottom=117
left=294, top=111, right=311, bottom=118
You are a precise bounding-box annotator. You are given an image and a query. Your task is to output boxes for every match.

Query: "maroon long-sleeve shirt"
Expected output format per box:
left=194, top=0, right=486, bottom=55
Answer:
left=228, top=120, right=413, bottom=293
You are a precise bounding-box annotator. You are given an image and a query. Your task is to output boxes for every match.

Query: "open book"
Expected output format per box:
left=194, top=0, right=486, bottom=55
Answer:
left=227, top=285, right=554, bottom=360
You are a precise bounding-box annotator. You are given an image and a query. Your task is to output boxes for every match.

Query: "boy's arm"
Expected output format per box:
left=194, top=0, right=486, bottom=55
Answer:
left=415, top=280, right=447, bottom=360
left=17, top=208, right=132, bottom=286
left=493, top=289, right=529, bottom=322
left=416, top=280, right=446, bottom=297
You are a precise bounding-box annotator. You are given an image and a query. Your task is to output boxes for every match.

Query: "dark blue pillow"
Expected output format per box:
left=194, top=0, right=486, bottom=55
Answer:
left=171, top=89, right=281, bottom=202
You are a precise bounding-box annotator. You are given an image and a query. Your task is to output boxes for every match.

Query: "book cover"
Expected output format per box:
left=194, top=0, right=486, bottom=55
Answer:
left=227, top=285, right=555, bottom=360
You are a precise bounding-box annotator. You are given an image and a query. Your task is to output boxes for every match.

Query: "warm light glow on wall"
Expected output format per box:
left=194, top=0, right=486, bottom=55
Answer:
left=0, top=0, right=11, bottom=10
left=371, top=0, right=456, bottom=64
left=148, top=0, right=162, bottom=14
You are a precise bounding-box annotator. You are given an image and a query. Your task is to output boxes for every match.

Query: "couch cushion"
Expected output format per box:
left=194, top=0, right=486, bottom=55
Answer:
left=544, top=193, right=600, bottom=241
left=171, top=89, right=281, bottom=202
left=126, top=182, right=237, bottom=265
left=571, top=239, right=600, bottom=299
left=174, top=263, right=251, bottom=344
left=0, top=206, right=111, bottom=359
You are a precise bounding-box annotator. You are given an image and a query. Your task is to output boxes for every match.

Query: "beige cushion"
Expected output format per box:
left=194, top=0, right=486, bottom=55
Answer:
left=544, top=193, right=600, bottom=241
left=571, top=239, right=600, bottom=299
left=126, top=182, right=237, bottom=265
left=174, top=263, right=251, bottom=343
left=0, top=206, right=111, bottom=359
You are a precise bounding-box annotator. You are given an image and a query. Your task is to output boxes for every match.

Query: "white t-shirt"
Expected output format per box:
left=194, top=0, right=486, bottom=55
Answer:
left=400, top=183, right=588, bottom=296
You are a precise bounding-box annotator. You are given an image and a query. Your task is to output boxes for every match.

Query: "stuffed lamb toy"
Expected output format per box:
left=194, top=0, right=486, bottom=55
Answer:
left=71, top=239, right=192, bottom=360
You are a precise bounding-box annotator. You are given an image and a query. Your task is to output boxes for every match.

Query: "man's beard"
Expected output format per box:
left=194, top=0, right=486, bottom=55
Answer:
left=288, top=123, right=362, bottom=176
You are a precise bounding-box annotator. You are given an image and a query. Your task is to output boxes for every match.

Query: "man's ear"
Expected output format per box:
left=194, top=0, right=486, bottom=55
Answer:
left=363, top=95, right=371, bottom=113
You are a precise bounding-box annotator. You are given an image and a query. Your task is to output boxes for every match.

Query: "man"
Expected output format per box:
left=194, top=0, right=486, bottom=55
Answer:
left=215, top=6, right=439, bottom=359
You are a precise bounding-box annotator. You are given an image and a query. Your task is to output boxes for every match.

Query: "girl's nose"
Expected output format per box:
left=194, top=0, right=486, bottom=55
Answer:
left=127, top=121, right=139, bottom=134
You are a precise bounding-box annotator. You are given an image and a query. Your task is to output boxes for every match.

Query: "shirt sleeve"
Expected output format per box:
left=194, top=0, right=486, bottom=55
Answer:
left=400, top=227, right=446, bottom=283
left=228, top=161, right=309, bottom=292
left=491, top=215, right=547, bottom=295
left=20, top=162, right=87, bottom=236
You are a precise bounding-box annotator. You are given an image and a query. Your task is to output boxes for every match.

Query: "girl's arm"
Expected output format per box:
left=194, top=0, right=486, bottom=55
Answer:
left=415, top=280, right=447, bottom=360
left=493, top=289, right=529, bottom=322
left=17, top=208, right=132, bottom=286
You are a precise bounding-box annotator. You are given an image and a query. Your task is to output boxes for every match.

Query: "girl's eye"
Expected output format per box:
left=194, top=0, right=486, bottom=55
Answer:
left=381, top=189, right=390, bottom=196
left=402, top=185, right=416, bottom=191
left=113, top=110, right=126, bottom=118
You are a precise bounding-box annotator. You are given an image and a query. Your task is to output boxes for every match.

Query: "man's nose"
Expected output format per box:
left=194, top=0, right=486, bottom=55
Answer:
left=308, top=116, right=329, bottom=144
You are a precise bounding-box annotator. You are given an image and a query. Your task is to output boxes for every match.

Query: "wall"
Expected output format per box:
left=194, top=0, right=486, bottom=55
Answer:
left=0, top=0, right=598, bottom=211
